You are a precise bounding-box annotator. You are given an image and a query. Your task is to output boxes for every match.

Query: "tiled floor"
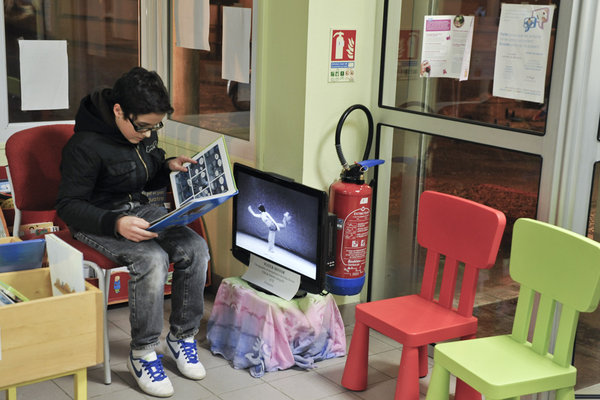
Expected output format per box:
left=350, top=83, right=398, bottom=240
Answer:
left=2, top=289, right=600, bottom=400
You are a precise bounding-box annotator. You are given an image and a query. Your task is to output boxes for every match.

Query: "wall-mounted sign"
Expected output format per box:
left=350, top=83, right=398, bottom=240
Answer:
left=329, top=29, right=356, bottom=83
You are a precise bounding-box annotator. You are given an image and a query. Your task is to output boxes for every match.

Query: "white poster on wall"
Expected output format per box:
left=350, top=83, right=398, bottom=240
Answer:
left=174, top=0, right=210, bottom=51
left=19, top=40, right=69, bottom=111
left=222, top=7, right=251, bottom=84
left=493, top=4, right=556, bottom=103
left=420, top=15, right=474, bottom=81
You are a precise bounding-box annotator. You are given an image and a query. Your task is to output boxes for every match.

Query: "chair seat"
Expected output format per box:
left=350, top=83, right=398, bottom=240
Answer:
left=356, top=294, right=477, bottom=347
left=434, top=334, right=577, bottom=399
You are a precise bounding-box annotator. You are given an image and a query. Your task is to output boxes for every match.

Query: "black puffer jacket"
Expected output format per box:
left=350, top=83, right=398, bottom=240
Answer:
left=56, top=88, right=171, bottom=236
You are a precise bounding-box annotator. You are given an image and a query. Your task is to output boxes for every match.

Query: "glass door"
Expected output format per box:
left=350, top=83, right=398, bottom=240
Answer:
left=371, top=0, right=600, bottom=394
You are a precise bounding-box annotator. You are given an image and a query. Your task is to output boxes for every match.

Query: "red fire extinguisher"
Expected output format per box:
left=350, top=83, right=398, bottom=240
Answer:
left=326, top=104, right=383, bottom=295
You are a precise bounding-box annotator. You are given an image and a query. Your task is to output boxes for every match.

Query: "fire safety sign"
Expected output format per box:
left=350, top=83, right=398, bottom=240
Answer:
left=329, top=29, right=356, bottom=83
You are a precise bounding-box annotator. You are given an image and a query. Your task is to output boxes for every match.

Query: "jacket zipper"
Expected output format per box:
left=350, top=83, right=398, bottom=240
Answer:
left=135, top=145, right=149, bottom=183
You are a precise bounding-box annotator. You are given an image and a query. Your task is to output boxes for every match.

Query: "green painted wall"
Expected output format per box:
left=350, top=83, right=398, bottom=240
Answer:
left=256, top=0, right=310, bottom=181
left=258, top=0, right=377, bottom=192
left=163, top=0, right=378, bottom=299
left=257, top=0, right=377, bottom=303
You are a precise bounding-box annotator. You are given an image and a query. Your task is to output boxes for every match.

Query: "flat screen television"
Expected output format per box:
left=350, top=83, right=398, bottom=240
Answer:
left=231, top=163, right=333, bottom=295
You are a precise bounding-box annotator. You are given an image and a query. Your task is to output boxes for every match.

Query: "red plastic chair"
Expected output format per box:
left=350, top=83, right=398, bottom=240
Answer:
left=341, top=190, right=506, bottom=400
left=6, top=125, right=213, bottom=384
left=6, top=124, right=119, bottom=384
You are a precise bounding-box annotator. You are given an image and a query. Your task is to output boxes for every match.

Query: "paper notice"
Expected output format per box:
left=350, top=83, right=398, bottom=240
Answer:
left=174, top=0, right=210, bottom=51
left=493, top=4, right=555, bottom=103
left=222, top=7, right=251, bottom=83
left=420, top=15, right=474, bottom=80
left=19, top=40, right=69, bottom=110
left=242, top=254, right=301, bottom=301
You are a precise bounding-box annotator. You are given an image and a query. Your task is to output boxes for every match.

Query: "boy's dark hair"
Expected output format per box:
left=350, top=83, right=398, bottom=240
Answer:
left=111, top=67, right=174, bottom=118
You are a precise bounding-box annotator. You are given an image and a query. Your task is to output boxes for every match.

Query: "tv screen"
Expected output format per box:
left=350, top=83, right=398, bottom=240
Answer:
left=231, top=163, right=330, bottom=294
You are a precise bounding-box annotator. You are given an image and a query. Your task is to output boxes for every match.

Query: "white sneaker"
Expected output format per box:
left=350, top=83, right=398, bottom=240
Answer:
left=165, top=333, right=206, bottom=380
left=127, top=351, right=174, bottom=397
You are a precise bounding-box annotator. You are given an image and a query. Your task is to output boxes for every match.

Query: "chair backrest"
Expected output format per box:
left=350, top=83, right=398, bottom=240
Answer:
left=5, top=124, right=75, bottom=212
left=509, top=218, right=600, bottom=367
left=417, top=190, right=506, bottom=316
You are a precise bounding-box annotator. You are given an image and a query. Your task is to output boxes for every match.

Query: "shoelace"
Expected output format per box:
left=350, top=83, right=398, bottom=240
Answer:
left=140, top=354, right=168, bottom=382
left=179, top=340, right=200, bottom=364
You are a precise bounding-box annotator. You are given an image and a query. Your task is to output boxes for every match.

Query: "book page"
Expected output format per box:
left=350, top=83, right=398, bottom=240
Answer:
left=170, top=136, right=236, bottom=208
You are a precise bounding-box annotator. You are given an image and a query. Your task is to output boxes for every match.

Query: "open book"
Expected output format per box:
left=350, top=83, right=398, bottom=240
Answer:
left=148, top=136, right=238, bottom=232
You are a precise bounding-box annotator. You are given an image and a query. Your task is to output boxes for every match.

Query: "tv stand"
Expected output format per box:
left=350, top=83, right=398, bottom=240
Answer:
left=207, top=277, right=346, bottom=377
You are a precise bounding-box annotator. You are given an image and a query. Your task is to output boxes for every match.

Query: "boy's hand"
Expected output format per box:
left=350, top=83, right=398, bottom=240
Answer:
left=168, top=156, right=197, bottom=172
left=116, top=216, right=158, bottom=242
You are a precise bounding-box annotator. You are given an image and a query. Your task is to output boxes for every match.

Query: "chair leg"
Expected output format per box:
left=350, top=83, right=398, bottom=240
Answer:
left=556, top=387, right=575, bottom=400
left=87, top=261, right=112, bottom=385
left=453, top=333, right=482, bottom=400
left=425, top=363, right=450, bottom=400
left=101, top=269, right=112, bottom=384
left=418, top=345, right=429, bottom=378
left=454, top=379, right=482, bottom=400
left=395, top=345, right=420, bottom=400
left=6, top=387, right=17, bottom=400
left=341, top=321, right=369, bottom=391
left=73, top=368, right=87, bottom=400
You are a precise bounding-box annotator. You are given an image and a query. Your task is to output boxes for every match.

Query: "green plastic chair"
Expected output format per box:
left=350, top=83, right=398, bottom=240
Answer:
left=426, top=218, right=600, bottom=400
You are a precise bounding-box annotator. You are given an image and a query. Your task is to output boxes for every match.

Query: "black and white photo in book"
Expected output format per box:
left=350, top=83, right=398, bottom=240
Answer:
left=171, top=136, right=232, bottom=208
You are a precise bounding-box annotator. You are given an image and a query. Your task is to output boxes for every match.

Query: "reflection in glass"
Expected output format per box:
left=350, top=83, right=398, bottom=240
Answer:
left=380, top=128, right=549, bottom=375
left=169, top=1, right=252, bottom=141
left=380, top=0, right=558, bottom=134
left=582, top=163, right=600, bottom=391
left=4, top=0, right=139, bottom=123
left=382, top=128, right=541, bottom=301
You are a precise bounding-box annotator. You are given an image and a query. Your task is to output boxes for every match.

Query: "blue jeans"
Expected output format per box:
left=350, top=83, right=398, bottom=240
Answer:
left=74, top=205, right=209, bottom=351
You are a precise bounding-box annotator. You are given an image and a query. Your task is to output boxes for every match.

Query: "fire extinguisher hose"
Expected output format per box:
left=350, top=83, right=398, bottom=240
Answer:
left=335, top=104, right=374, bottom=170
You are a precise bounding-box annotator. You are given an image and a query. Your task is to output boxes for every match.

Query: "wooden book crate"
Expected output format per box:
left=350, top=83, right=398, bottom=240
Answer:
left=0, top=268, right=102, bottom=388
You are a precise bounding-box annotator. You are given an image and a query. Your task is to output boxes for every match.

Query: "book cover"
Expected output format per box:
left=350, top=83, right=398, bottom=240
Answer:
left=0, top=280, right=29, bottom=302
left=148, top=136, right=238, bottom=232
left=17, top=221, right=53, bottom=237
left=45, top=234, right=86, bottom=296
left=0, top=238, right=46, bottom=273
left=0, top=289, right=15, bottom=305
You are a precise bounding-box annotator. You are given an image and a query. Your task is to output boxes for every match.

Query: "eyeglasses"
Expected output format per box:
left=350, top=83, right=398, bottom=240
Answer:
left=128, top=116, right=163, bottom=133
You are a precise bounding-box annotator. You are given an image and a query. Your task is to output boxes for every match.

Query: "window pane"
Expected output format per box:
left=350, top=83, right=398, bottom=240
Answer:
left=580, top=161, right=600, bottom=391
left=381, top=0, right=558, bottom=134
left=4, top=0, right=139, bottom=122
left=381, top=128, right=540, bottom=332
left=169, top=1, right=252, bottom=141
